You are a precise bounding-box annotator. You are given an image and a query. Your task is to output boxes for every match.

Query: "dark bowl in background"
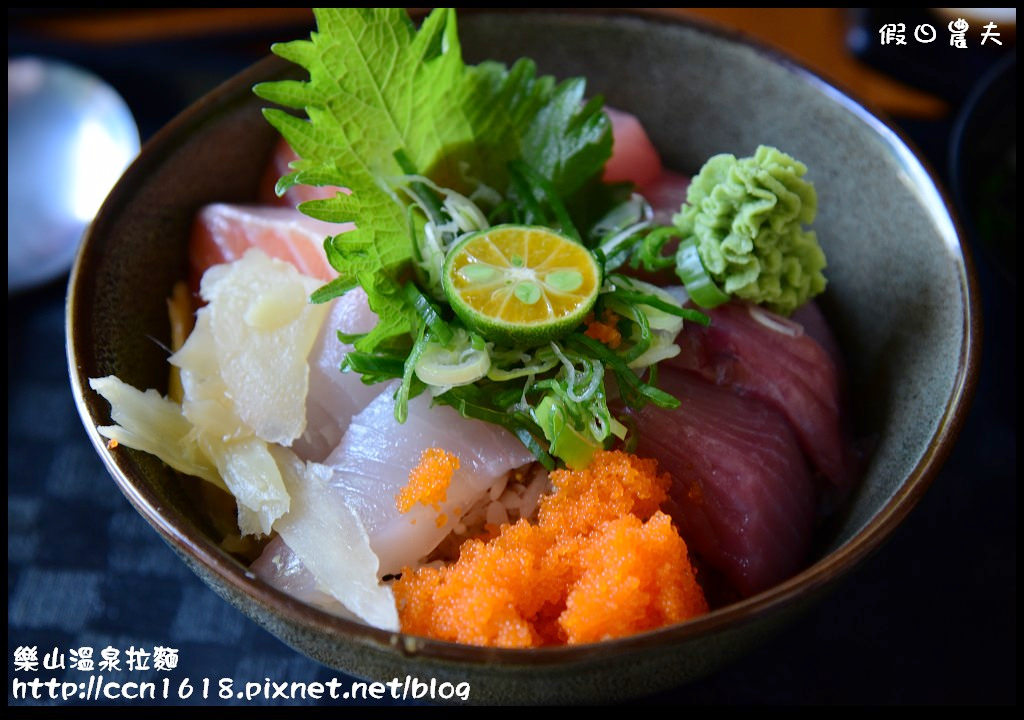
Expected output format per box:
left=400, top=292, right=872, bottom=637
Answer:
left=949, top=53, right=1016, bottom=285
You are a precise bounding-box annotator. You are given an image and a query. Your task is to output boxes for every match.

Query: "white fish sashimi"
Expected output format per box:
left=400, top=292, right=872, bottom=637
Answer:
left=293, top=287, right=382, bottom=462
left=269, top=446, right=399, bottom=631
left=250, top=536, right=357, bottom=619
left=324, top=388, right=535, bottom=576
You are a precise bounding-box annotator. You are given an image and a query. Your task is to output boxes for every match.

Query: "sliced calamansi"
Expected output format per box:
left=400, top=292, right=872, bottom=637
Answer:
left=442, top=225, right=601, bottom=346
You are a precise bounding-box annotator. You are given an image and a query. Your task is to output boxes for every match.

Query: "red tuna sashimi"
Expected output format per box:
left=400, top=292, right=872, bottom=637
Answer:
left=668, top=301, right=852, bottom=491
left=645, top=169, right=690, bottom=226
left=188, top=204, right=352, bottom=289
left=604, top=107, right=662, bottom=190
left=259, top=137, right=348, bottom=208
left=629, top=367, right=816, bottom=598
left=791, top=300, right=845, bottom=374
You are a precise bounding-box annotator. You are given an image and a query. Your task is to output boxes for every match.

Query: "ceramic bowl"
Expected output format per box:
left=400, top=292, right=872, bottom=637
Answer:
left=67, top=10, right=979, bottom=704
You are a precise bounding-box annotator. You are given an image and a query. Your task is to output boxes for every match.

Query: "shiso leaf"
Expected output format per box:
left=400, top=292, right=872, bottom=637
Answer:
left=254, top=8, right=611, bottom=353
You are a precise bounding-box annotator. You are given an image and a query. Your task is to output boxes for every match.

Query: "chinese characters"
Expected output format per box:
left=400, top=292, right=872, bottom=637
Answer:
left=12, top=645, right=180, bottom=673
left=879, top=18, right=1004, bottom=47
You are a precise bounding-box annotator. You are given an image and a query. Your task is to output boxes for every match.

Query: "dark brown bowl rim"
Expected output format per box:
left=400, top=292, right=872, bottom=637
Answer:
left=67, top=8, right=981, bottom=667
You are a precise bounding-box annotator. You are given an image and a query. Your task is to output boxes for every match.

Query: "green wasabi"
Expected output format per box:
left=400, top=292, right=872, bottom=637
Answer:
left=673, top=145, right=826, bottom=316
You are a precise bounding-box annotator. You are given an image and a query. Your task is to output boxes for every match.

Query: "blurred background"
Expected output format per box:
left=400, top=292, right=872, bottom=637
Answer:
left=7, top=8, right=1015, bottom=706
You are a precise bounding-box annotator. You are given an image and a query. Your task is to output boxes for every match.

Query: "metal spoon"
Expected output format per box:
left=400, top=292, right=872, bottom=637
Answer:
left=8, top=57, right=140, bottom=293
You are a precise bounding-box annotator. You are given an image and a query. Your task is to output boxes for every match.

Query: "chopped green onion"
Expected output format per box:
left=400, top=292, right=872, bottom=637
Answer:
left=442, top=193, right=490, bottom=234
left=402, top=284, right=453, bottom=345
left=609, top=289, right=710, bottom=327
left=590, top=194, right=650, bottom=241
left=414, top=330, right=491, bottom=387
left=603, top=297, right=653, bottom=365
left=593, top=195, right=653, bottom=272
left=395, top=325, right=430, bottom=423
left=675, top=237, right=731, bottom=308
left=549, top=342, right=602, bottom=404
left=608, top=414, right=628, bottom=440
left=634, top=226, right=679, bottom=272
left=393, top=149, right=445, bottom=224
left=435, top=384, right=554, bottom=470
left=487, top=347, right=558, bottom=381
left=506, top=164, right=547, bottom=227
left=534, top=395, right=600, bottom=470
left=567, top=334, right=680, bottom=410
left=342, top=352, right=406, bottom=378
left=626, top=330, right=681, bottom=369
left=508, top=161, right=581, bottom=243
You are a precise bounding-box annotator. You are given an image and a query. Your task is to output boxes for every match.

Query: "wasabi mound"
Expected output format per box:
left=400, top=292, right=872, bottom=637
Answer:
left=673, top=145, right=826, bottom=315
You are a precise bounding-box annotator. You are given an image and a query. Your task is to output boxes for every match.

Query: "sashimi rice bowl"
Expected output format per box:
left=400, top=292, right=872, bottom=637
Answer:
left=68, top=9, right=978, bottom=701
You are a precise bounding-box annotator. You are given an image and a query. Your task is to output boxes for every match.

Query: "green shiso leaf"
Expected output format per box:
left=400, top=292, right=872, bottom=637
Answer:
left=254, top=8, right=613, bottom=354
left=521, top=79, right=612, bottom=201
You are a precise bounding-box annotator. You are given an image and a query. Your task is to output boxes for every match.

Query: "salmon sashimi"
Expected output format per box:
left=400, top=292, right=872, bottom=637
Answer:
left=188, top=203, right=352, bottom=290
left=188, top=200, right=374, bottom=461
left=603, top=107, right=663, bottom=191
left=259, top=137, right=349, bottom=208
left=628, top=367, right=816, bottom=598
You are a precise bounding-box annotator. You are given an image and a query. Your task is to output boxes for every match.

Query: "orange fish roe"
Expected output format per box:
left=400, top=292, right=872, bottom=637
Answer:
left=393, top=450, right=707, bottom=647
left=560, top=512, right=708, bottom=643
left=396, top=448, right=460, bottom=514
left=584, top=309, right=622, bottom=348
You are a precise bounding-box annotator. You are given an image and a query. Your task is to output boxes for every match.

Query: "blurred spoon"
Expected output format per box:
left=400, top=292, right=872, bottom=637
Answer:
left=8, top=57, right=140, bottom=293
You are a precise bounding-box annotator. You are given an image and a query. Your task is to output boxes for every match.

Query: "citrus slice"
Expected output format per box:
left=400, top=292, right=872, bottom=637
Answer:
left=442, top=225, right=602, bottom=346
